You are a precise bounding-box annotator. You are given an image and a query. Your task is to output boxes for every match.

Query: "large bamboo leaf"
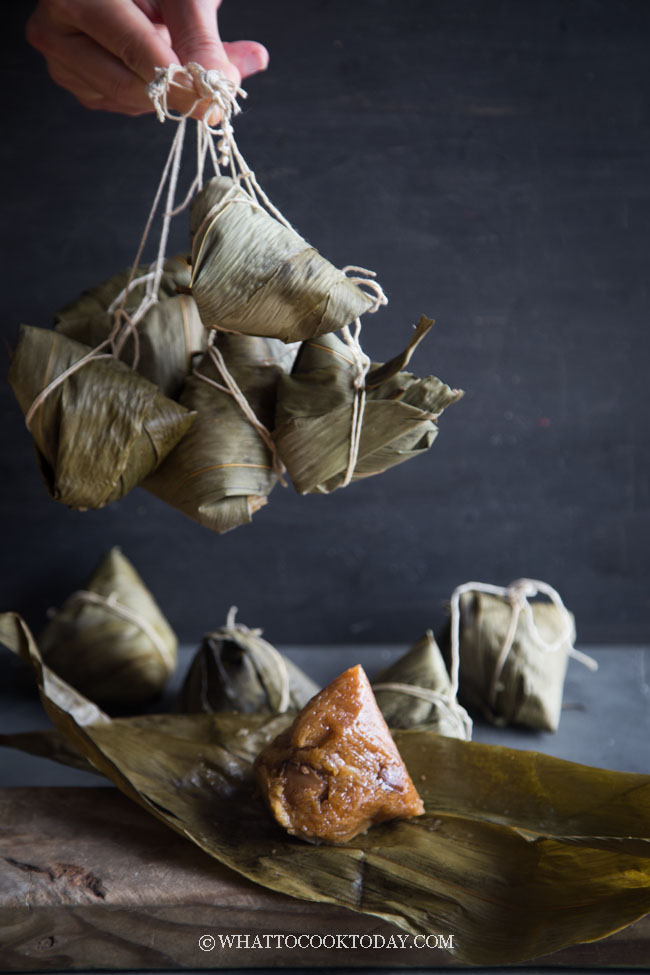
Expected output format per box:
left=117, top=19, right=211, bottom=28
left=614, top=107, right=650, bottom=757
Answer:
left=1, top=612, right=649, bottom=966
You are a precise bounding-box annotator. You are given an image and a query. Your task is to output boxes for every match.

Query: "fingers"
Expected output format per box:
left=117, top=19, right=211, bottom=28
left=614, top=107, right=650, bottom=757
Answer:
left=222, top=40, right=269, bottom=80
left=44, top=33, right=160, bottom=115
left=26, top=0, right=269, bottom=118
left=27, top=0, right=178, bottom=114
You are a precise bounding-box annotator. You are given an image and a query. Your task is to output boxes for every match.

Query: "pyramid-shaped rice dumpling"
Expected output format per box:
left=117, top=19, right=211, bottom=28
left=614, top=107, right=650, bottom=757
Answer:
left=189, top=175, right=374, bottom=342
left=40, top=547, right=176, bottom=707
left=254, top=664, right=424, bottom=844
left=176, top=614, right=319, bottom=714
left=273, top=316, right=463, bottom=493
left=373, top=631, right=472, bottom=740
left=9, top=325, right=195, bottom=509
left=143, top=333, right=295, bottom=534
left=55, top=256, right=206, bottom=399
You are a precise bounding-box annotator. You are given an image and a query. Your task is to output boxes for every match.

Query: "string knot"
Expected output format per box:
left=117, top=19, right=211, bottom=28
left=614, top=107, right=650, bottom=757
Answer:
left=146, top=63, right=245, bottom=126
left=449, top=578, right=598, bottom=713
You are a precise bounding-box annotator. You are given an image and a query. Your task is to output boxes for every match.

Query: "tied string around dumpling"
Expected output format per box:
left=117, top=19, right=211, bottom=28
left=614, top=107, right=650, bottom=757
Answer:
left=339, top=268, right=387, bottom=485
left=372, top=624, right=473, bottom=741
left=63, top=590, right=176, bottom=672
left=450, top=578, right=599, bottom=710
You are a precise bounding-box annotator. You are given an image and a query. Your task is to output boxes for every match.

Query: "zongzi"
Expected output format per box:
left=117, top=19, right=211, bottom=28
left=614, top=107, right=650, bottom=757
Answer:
left=455, top=588, right=576, bottom=732
left=189, top=175, right=374, bottom=342
left=39, top=547, right=176, bottom=707
left=273, top=317, right=463, bottom=493
left=55, top=256, right=206, bottom=399
left=9, top=326, right=195, bottom=509
left=373, top=631, right=472, bottom=740
left=254, top=664, right=424, bottom=844
left=176, top=610, right=318, bottom=714
left=143, top=334, right=295, bottom=534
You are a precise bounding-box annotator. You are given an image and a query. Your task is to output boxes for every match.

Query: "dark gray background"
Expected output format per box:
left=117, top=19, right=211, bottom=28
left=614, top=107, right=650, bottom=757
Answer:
left=1, top=0, right=649, bottom=646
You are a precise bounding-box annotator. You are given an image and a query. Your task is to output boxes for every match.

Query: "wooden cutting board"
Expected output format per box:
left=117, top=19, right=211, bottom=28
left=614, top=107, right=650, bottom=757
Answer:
left=0, top=788, right=647, bottom=971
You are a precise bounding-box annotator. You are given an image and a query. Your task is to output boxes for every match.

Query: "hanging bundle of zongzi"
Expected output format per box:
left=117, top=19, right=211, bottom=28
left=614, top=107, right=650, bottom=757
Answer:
left=254, top=664, right=424, bottom=844
left=55, top=256, right=206, bottom=399
left=373, top=630, right=472, bottom=740
left=39, top=547, right=176, bottom=706
left=8, top=326, right=195, bottom=509
left=177, top=610, right=318, bottom=714
left=189, top=175, right=374, bottom=342
left=273, top=316, right=463, bottom=493
left=143, top=333, right=296, bottom=534
left=455, top=587, right=577, bottom=732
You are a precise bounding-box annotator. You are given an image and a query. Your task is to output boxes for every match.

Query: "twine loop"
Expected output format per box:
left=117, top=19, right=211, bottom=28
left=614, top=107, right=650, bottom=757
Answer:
left=449, top=579, right=598, bottom=711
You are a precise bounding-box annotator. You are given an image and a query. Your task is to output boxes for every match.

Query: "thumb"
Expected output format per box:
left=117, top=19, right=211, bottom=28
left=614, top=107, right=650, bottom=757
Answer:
left=223, top=40, right=270, bottom=81
left=159, top=0, right=241, bottom=85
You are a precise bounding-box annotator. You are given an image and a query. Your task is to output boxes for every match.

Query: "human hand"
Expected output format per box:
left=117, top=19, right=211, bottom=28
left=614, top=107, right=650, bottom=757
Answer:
left=26, top=0, right=269, bottom=116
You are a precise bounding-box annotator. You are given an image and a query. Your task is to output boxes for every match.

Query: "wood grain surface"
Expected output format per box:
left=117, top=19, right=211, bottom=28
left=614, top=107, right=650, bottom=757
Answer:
left=0, top=788, right=648, bottom=971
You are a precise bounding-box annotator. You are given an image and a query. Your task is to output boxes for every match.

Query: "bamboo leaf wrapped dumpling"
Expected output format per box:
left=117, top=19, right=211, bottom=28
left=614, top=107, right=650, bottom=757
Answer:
left=39, top=547, right=177, bottom=707
left=454, top=588, right=577, bottom=732
left=176, top=610, right=319, bottom=715
left=273, top=316, right=463, bottom=493
left=373, top=631, right=472, bottom=740
left=189, top=175, right=374, bottom=342
left=8, top=326, right=196, bottom=509
left=143, top=333, right=296, bottom=534
left=55, top=256, right=206, bottom=399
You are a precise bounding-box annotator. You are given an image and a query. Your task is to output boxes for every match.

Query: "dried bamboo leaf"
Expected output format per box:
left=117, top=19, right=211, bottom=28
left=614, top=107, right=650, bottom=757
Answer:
left=55, top=257, right=206, bottom=399
left=189, top=176, right=373, bottom=342
left=143, top=334, right=292, bottom=534
left=176, top=614, right=319, bottom=714
left=9, top=326, right=196, bottom=509
left=39, top=547, right=176, bottom=707
left=2, top=614, right=649, bottom=967
left=373, top=631, right=471, bottom=739
left=456, top=591, right=574, bottom=731
left=273, top=320, right=463, bottom=493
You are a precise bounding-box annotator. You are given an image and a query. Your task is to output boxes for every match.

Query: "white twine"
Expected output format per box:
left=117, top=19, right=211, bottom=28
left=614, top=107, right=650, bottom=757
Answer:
left=192, top=335, right=288, bottom=485
left=449, top=579, right=598, bottom=710
left=68, top=590, right=175, bottom=672
left=338, top=267, right=388, bottom=486
left=223, top=605, right=290, bottom=713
